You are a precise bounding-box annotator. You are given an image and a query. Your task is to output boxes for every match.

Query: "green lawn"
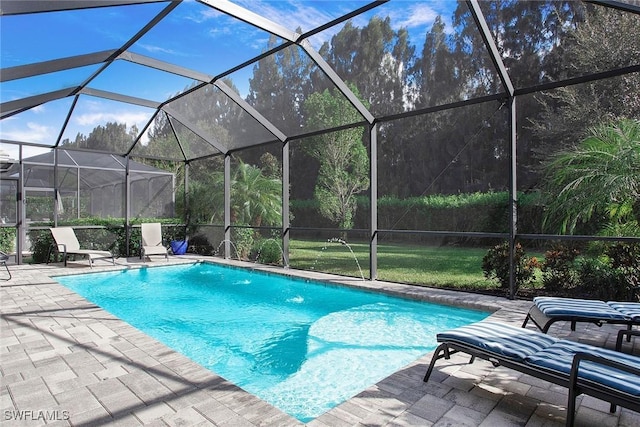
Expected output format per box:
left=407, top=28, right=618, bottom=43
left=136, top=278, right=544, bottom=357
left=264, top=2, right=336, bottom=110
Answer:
left=289, top=239, right=543, bottom=291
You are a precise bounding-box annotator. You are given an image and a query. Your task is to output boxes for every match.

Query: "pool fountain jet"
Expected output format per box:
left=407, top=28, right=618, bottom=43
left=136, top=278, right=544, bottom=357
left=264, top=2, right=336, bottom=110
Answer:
left=214, top=239, right=241, bottom=260
left=315, top=238, right=365, bottom=281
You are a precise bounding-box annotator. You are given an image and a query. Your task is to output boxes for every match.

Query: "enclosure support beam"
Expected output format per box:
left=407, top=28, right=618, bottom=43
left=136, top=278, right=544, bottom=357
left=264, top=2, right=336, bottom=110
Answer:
left=282, top=141, right=290, bottom=268
left=16, top=147, right=24, bottom=265
left=184, top=161, right=189, bottom=241
left=76, top=167, right=80, bottom=220
left=470, top=0, right=518, bottom=298
left=125, top=156, right=131, bottom=257
left=369, top=123, right=378, bottom=281
left=53, top=150, right=59, bottom=227
left=224, top=153, right=231, bottom=259
left=508, top=97, right=518, bottom=300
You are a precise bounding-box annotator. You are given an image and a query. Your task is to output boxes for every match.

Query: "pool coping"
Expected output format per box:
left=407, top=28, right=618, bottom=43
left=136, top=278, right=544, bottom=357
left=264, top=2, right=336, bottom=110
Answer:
left=2, top=256, right=637, bottom=426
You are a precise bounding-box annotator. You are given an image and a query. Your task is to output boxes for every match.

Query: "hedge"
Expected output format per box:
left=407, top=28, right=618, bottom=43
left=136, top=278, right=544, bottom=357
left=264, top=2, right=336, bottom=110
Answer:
left=291, top=191, right=544, bottom=235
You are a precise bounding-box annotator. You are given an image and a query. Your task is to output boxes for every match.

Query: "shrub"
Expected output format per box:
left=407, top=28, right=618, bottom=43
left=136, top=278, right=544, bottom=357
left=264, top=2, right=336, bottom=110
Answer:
left=576, top=257, right=628, bottom=301
left=254, top=238, right=283, bottom=264
left=28, top=229, right=55, bottom=263
left=231, top=226, right=254, bottom=260
left=540, top=243, right=580, bottom=291
left=0, top=227, right=16, bottom=253
left=188, top=233, right=214, bottom=255
left=606, top=242, right=640, bottom=300
left=482, top=242, right=536, bottom=290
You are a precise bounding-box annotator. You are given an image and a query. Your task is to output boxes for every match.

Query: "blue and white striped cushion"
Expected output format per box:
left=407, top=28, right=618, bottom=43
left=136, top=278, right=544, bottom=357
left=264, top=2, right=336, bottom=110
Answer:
left=437, top=321, right=557, bottom=361
left=525, top=340, right=640, bottom=397
left=533, top=297, right=630, bottom=321
left=607, top=301, right=640, bottom=320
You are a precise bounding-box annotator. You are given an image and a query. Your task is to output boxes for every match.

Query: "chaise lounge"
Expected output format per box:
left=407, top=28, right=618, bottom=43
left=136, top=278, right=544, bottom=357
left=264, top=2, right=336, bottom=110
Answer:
left=140, top=222, right=168, bottom=262
left=423, top=321, right=640, bottom=427
left=49, top=227, right=115, bottom=268
left=522, top=296, right=640, bottom=334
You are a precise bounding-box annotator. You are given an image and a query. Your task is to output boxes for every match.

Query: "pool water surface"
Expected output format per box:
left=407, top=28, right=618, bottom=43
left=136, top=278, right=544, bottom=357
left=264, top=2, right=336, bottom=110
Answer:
left=55, top=262, right=488, bottom=422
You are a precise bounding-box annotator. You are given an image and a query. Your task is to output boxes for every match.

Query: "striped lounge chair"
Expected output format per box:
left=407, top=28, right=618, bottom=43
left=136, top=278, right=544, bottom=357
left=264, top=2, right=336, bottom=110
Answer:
left=423, top=321, right=640, bottom=427
left=522, top=296, right=640, bottom=334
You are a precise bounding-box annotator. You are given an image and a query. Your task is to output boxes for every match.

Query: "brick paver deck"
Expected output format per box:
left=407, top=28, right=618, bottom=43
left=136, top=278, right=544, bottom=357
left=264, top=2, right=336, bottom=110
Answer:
left=1, top=256, right=638, bottom=426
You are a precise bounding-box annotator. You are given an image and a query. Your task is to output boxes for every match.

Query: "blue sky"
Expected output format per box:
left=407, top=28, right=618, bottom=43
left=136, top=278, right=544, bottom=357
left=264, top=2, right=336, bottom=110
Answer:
left=0, top=0, right=457, bottom=159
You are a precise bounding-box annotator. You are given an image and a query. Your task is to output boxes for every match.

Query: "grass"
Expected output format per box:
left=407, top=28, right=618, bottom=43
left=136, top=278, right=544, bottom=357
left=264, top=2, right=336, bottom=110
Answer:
left=289, top=239, right=542, bottom=291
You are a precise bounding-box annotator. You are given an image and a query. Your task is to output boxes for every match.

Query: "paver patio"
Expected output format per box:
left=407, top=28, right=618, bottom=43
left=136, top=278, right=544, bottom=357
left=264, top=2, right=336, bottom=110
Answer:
left=1, top=256, right=638, bottom=426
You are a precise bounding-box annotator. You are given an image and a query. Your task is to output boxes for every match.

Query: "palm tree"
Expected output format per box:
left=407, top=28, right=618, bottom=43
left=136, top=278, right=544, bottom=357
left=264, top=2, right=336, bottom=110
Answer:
left=178, top=159, right=282, bottom=228
left=542, top=118, right=640, bottom=236
left=231, top=159, right=282, bottom=227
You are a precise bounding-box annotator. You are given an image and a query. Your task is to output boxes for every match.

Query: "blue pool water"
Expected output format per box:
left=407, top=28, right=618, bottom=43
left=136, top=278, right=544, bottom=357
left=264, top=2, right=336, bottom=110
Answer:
left=56, top=263, right=488, bottom=422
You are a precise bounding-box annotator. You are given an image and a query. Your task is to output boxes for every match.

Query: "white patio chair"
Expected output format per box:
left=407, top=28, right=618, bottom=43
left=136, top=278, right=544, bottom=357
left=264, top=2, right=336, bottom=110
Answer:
left=141, top=223, right=168, bottom=262
left=49, top=227, right=115, bottom=268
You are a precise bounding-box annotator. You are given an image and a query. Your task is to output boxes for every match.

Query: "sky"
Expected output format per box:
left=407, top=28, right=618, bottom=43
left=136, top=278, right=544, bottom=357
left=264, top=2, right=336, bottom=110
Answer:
left=0, top=0, right=458, bottom=160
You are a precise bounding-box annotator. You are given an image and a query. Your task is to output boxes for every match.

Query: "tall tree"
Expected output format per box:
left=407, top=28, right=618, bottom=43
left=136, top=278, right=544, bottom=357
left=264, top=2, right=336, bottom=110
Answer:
left=317, top=17, right=415, bottom=198
left=532, top=4, right=640, bottom=151
left=247, top=32, right=314, bottom=188
left=247, top=31, right=312, bottom=136
left=303, top=85, right=370, bottom=229
left=61, top=121, right=137, bottom=154
left=319, top=17, right=413, bottom=116
left=415, top=16, right=459, bottom=108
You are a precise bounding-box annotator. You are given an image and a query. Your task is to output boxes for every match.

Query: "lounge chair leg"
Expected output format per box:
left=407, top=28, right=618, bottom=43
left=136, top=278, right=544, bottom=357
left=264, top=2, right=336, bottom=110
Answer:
left=1, top=261, right=10, bottom=280
left=566, top=386, right=577, bottom=427
left=46, top=244, right=54, bottom=265
left=423, top=343, right=449, bottom=382
left=521, top=314, right=530, bottom=328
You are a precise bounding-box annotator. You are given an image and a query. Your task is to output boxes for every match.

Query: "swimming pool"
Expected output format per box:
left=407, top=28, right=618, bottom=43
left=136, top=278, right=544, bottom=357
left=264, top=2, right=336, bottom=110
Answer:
left=55, top=262, right=488, bottom=422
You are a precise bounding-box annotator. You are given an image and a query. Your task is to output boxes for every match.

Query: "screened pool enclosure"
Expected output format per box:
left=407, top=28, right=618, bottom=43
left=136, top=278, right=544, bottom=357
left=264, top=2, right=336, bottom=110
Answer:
left=3, top=149, right=174, bottom=220
left=1, top=0, right=639, bottom=298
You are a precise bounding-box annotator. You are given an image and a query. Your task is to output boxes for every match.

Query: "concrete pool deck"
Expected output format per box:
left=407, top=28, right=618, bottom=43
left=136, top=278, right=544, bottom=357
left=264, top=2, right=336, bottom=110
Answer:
left=1, top=256, right=638, bottom=426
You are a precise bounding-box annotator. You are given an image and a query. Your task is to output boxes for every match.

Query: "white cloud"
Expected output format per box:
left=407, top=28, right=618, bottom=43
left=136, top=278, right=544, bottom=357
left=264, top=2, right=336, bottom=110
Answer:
left=231, top=0, right=333, bottom=34
left=1, top=122, right=54, bottom=144
left=400, top=3, right=440, bottom=29
left=138, top=43, right=181, bottom=56
left=196, top=4, right=225, bottom=22
left=75, top=113, right=105, bottom=126
left=74, top=111, right=151, bottom=128
left=208, top=26, right=233, bottom=38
